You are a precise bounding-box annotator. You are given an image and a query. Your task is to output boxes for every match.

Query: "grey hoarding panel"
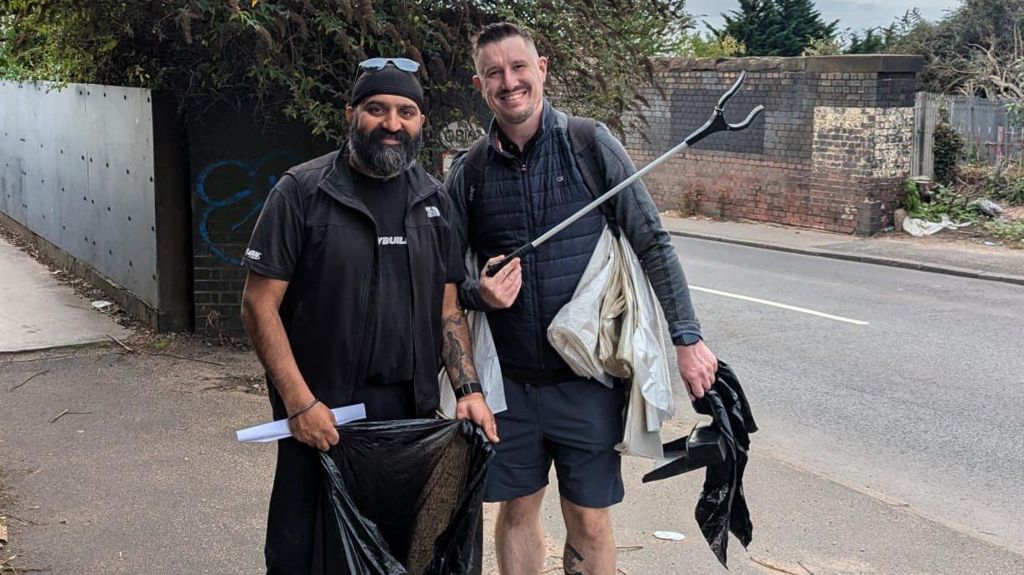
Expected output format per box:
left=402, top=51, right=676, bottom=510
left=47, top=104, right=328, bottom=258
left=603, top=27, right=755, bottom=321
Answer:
left=0, top=81, right=158, bottom=307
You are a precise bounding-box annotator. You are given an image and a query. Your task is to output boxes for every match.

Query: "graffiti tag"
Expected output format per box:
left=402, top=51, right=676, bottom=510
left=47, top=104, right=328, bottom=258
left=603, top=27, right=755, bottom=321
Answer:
left=194, top=150, right=297, bottom=265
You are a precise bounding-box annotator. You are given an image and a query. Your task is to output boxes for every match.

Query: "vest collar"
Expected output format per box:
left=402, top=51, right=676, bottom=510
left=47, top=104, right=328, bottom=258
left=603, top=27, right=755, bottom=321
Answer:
left=487, top=99, right=558, bottom=158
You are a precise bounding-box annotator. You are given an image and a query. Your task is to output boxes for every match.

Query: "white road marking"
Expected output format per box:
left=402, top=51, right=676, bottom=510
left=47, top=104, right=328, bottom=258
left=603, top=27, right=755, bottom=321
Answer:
left=690, top=286, right=870, bottom=325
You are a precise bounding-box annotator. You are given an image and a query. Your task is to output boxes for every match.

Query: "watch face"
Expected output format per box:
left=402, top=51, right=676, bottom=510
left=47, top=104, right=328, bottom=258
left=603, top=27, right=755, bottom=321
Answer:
left=678, top=333, right=702, bottom=346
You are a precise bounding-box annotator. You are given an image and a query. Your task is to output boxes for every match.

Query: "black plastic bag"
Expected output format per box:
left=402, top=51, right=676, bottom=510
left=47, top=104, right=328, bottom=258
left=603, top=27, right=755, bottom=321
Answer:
left=641, top=361, right=757, bottom=567
left=311, top=419, right=493, bottom=575
left=693, top=361, right=757, bottom=567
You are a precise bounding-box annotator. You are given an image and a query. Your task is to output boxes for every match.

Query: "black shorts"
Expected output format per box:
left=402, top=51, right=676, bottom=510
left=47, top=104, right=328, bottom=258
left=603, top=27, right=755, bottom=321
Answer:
left=484, top=374, right=626, bottom=509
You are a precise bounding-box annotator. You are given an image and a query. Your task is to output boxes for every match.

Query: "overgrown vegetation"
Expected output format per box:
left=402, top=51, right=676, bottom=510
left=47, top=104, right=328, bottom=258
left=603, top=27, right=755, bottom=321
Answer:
left=789, top=1, right=1024, bottom=122
left=873, top=0, right=1024, bottom=247
left=886, top=0, right=1024, bottom=100
left=903, top=161, right=1024, bottom=247
left=982, top=219, right=1024, bottom=245
left=829, top=9, right=921, bottom=55
left=960, top=162, right=1024, bottom=206
left=933, top=122, right=965, bottom=187
left=904, top=182, right=973, bottom=222
left=0, top=0, right=688, bottom=152
left=676, top=31, right=747, bottom=57
left=801, top=35, right=840, bottom=56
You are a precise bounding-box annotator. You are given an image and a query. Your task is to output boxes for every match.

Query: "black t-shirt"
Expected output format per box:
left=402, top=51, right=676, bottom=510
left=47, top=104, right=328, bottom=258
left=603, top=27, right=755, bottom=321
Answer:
left=351, top=169, right=415, bottom=385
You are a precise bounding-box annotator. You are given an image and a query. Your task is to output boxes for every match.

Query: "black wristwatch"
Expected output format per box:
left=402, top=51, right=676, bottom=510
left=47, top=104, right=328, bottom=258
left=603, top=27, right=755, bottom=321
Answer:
left=453, top=382, right=484, bottom=399
left=673, top=331, right=703, bottom=347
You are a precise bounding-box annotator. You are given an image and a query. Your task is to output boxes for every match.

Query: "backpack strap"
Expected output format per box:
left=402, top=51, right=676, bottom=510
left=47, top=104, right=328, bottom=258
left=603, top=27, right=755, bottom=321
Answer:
left=567, top=116, right=618, bottom=232
left=461, top=134, right=489, bottom=210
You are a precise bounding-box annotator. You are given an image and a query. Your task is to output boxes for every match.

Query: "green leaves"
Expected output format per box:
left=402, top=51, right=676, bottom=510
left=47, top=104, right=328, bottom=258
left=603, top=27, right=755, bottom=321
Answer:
left=933, top=122, right=965, bottom=187
left=1, top=0, right=684, bottom=163
left=888, top=1, right=1024, bottom=98
left=713, top=0, right=837, bottom=57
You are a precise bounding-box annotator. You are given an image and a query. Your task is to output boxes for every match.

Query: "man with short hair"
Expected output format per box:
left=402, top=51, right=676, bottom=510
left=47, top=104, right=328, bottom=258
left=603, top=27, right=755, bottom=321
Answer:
left=241, top=59, right=498, bottom=574
left=446, top=23, right=718, bottom=575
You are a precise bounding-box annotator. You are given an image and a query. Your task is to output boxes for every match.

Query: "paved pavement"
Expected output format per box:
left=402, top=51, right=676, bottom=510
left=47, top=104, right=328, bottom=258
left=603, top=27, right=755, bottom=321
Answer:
left=0, top=234, right=130, bottom=355
left=3, top=349, right=1022, bottom=574
left=2, top=218, right=1024, bottom=573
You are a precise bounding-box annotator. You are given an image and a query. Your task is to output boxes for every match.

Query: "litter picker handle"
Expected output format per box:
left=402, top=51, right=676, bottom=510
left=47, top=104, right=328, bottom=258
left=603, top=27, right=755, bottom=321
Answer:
left=485, top=244, right=534, bottom=277
left=484, top=72, right=764, bottom=277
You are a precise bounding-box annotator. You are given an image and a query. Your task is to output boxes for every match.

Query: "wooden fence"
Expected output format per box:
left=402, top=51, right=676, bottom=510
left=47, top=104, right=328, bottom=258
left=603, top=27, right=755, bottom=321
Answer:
left=912, top=92, right=1024, bottom=179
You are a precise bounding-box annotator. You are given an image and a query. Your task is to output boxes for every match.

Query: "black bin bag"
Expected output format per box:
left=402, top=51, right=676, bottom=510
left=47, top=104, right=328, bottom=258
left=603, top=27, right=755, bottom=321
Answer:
left=692, top=362, right=756, bottom=567
left=641, top=361, right=757, bottom=568
left=312, top=419, right=494, bottom=575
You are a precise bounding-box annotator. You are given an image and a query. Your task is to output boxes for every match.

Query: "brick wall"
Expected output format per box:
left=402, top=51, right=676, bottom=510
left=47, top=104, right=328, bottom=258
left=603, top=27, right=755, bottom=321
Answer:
left=624, top=56, right=922, bottom=233
left=187, top=102, right=333, bottom=338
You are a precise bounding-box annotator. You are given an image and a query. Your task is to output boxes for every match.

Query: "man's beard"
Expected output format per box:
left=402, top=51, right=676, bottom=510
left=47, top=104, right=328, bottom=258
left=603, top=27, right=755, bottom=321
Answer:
left=349, top=122, right=423, bottom=179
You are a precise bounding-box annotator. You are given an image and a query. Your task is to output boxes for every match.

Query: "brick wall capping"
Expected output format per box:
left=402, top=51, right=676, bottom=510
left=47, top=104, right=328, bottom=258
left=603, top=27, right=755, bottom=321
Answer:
left=658, top=55, right=924, bottom=75
left=659, top=57, right=804, bottom=73
left=803, top=55, right=924, bottom=74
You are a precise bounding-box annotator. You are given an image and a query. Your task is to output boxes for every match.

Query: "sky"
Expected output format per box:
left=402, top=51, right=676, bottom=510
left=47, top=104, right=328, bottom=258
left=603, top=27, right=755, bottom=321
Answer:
left=687, top=0, right=962, bottom=36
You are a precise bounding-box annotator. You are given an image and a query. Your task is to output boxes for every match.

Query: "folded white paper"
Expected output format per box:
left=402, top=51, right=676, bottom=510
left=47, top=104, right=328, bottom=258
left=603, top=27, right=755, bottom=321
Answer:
left=235, top=404, right=367, bottom=443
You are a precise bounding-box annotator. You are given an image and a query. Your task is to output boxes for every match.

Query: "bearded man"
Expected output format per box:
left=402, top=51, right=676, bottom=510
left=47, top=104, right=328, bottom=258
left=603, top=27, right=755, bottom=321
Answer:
left=241, top=58, right=498, bottom=574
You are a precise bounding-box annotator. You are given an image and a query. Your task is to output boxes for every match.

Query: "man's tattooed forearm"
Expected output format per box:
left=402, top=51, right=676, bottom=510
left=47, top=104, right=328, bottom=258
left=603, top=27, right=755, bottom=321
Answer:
left=442, top=313, right=475, bottom=386
left=563, top=543, right=584, bottom=575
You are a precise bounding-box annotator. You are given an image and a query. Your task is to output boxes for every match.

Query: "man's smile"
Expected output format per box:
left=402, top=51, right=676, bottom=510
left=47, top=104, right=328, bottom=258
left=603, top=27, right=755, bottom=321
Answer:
left=499, top=88, right=528, bottom=104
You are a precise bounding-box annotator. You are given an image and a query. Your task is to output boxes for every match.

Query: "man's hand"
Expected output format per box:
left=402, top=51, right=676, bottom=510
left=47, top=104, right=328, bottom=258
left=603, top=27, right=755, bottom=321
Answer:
left=455, top=393, right=499, bottom=443
left=288, top=402, right=340, bottom=451
left=677, top=341, right=718, bottom=401
left=480, top=255, right=522, bottom=309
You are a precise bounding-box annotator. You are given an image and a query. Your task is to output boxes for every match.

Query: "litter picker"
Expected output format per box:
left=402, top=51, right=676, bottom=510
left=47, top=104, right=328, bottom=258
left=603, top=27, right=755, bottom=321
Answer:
left=486, top=71, right=765, bottom=277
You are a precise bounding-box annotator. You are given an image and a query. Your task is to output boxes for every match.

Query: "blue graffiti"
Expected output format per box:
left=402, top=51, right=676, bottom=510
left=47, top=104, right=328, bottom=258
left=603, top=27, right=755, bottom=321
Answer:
left=194, top=150, right=297, bottom=265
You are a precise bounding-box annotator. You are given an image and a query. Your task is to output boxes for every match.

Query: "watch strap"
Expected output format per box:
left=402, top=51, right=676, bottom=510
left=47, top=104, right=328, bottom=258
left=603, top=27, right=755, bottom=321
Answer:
left=672, top=330, right=703, bottom=347
left=453, top=382, right=484, bottom=399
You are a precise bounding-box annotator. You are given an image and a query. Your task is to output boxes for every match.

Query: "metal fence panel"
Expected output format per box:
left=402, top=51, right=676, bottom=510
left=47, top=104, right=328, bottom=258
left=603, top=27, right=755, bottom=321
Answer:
left=913, top=92, right=1023, bottom=178
left=0, top=81, right=158, bottom=307
left=912, top=92, right=940, bottom=178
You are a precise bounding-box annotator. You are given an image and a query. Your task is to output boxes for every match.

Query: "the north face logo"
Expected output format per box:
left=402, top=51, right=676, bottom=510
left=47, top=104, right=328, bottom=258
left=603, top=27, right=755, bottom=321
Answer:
left=425, top=206, right=441, bottom=218
left=245, top=249, right=262, bottom=261
left=378, top=236, right=408, bottom=246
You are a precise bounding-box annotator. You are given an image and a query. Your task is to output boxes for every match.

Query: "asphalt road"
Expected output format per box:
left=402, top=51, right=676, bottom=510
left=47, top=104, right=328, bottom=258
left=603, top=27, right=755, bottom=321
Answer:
left=671, top=235, right=1024, bottom=555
